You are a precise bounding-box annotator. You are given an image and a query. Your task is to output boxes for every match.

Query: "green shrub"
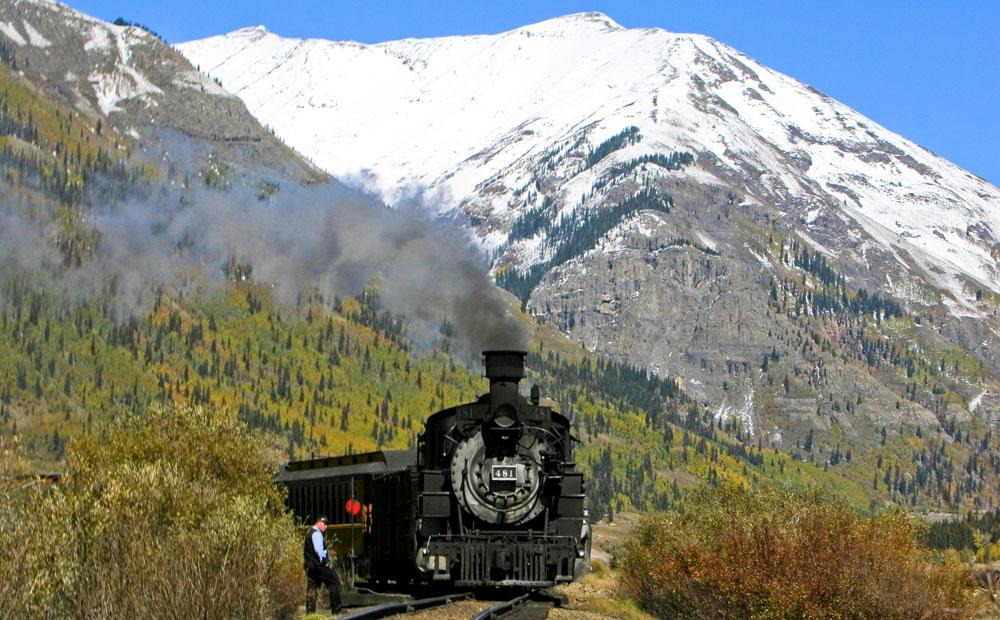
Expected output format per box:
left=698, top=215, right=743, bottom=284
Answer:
left=0, top=405, right=301, bottom=619
left=0, top=437, right=66, bottom=615
left=619, top=485, right=983, bottom=619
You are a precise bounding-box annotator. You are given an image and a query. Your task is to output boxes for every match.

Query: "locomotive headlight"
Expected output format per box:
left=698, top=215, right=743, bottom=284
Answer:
left=491, top=404, right=517, bottom=428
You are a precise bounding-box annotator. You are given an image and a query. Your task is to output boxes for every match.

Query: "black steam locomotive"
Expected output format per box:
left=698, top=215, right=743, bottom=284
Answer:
left=275, top=350, right=590, bottom=588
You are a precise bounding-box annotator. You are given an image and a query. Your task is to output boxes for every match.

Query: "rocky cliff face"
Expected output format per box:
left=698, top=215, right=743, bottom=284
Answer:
left=179, top=12, right=1000, bottom=461
left=0, top=0, right=324, bottom=185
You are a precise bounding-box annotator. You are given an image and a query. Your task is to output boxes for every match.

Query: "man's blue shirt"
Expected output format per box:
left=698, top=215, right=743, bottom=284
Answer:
left=311, top=527, right=328, bottom=565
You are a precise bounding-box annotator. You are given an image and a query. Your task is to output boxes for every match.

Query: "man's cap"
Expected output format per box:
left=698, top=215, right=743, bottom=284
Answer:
left=317, top=516, right=329, bottom=524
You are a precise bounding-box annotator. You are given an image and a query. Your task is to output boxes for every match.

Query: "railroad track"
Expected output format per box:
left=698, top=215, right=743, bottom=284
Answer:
left=471, top=590, right=555, bottom=620
left=337, top=592, right=471, bottom=619
left=338, top=589, right=560, bottom=620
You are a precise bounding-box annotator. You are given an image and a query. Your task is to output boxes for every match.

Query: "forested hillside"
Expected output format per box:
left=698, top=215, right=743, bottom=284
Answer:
left=0, top=2, right=997, bottom=525
left=4, top=260, right=993, bottom=519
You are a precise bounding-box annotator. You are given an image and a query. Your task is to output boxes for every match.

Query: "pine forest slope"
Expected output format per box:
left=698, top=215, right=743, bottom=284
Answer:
left=6, top=270, right=981, bottom=518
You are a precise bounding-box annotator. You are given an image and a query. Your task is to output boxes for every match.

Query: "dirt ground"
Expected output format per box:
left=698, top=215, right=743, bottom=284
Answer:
left=360, top=566, right=653, bottom=620
left=400, top=597, right=520, bottom=619
left=548, top=513, right=654, bottom=620
left=586, top=512, right=641, bottom=567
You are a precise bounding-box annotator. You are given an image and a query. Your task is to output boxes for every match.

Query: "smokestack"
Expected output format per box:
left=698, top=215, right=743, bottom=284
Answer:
left=483, top=350, right=526, bottom=383
left=483, top=350, right=526, bottom=408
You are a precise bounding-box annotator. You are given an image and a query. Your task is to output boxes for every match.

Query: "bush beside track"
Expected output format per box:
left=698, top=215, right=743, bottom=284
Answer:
left=4, top=407, right=995, bottom=619
left=0, top=405, right=300, bottom=619
left=619, top=485, right=987, bottom=619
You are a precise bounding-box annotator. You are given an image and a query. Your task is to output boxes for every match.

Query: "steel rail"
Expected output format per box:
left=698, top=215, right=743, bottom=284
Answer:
left=469, top=591, right=534, bottom=620
left=337, top=591, right=472, bottom=620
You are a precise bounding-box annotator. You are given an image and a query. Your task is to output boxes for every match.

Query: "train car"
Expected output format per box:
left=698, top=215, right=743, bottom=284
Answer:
left=276, top=350, right=590, bottom=589
left=275, top=449, right=416, bottom=580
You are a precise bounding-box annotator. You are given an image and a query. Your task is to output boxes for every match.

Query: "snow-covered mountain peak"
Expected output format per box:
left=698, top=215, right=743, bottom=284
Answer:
left=514, top=11, right=624, bottom=36
left=225, top=25, right=272, bottom=40
left=178, top=15, right=1000, bottom=316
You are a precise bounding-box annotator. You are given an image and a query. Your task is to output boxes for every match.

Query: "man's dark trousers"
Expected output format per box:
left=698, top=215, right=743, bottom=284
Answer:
left=306, top=565, right=341, bottom=613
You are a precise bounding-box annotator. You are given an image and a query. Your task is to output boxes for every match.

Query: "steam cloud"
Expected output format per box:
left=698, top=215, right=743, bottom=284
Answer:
left=0, top=178, right=527, bottom=355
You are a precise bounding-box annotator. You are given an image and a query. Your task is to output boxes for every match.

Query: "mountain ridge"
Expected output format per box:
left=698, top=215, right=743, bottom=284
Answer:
left=1, top=0, right=327, bottom=186
left=178, top=16, right=999, bottom=303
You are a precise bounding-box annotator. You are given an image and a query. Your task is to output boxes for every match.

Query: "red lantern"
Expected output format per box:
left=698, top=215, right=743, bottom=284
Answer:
left=346, top=498, right=362, bottom=516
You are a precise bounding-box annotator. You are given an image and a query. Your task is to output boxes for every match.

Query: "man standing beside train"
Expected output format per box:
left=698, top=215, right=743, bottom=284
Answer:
left=304, top=516, right=342, bottom=614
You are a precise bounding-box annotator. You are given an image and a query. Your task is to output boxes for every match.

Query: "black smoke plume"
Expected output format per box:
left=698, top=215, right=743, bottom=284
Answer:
left=0, top=177, right=526, bottom=355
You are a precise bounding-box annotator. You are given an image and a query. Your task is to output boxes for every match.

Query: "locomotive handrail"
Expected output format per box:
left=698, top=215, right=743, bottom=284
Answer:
left=337, top=591, right=472, bottom=619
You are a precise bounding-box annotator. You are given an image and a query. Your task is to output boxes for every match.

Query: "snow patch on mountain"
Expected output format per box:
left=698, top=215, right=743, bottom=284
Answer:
left=83, top=22, right=111, bottom=51
left=88, top=25, right=162, bottom=114
left=715, top=386, right=756, bottom=437
left=697, top=233, right=717, bottom=251
left=0, top=21, right=27, bottom=45
left=21, top=19, right=50, bottom=47
left=172, top=69, right=233, bottom=98
left=969, top=390, right=987, bottom=412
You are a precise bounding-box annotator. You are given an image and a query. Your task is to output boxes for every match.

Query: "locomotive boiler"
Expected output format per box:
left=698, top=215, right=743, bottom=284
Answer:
left=275, top=350, right=591, bottom=588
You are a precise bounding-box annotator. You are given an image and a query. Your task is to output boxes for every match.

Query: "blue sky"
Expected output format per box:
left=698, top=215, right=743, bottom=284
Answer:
left=72, top=1, right=1000, bottom=186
